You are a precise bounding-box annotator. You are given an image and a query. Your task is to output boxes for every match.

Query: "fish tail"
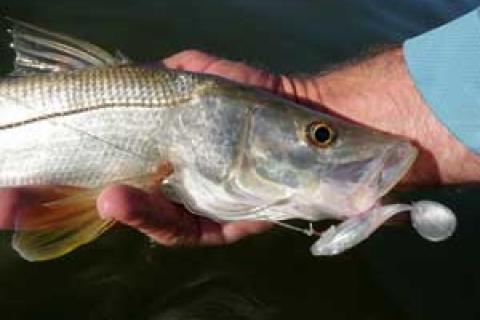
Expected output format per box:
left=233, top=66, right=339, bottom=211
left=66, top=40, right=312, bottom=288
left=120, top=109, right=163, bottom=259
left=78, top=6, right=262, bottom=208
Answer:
left=12, top=186, right=115, bottom=262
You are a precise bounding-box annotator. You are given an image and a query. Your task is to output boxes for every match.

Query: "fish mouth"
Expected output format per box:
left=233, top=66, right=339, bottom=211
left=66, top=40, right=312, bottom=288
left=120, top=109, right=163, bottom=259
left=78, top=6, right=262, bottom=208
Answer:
left=377, top=141, right=418, bottom=196
left=351, top=141, right=418, bottom=213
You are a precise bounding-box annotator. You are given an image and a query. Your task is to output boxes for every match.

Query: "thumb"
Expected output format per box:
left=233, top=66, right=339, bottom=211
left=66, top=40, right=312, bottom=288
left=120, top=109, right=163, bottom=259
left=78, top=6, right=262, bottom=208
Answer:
left=97, top=184, right=194, bottom=246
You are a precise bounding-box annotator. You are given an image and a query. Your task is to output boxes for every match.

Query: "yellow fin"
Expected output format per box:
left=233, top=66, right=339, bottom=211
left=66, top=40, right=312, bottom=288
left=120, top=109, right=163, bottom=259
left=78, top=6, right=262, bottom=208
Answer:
left=12, top=186, right=115, bottom=262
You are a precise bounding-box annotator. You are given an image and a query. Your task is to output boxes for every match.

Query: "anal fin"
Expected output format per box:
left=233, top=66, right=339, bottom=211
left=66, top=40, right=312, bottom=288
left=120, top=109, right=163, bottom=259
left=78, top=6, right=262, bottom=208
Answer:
left=11, top=161, right=176, bottom=262
left=12, top=186, right=115, bottom=262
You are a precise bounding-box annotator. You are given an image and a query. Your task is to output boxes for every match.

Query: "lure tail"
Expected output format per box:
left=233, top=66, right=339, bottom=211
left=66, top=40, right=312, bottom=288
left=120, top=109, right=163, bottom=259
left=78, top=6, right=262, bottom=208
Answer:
left=309, top=200, right=457, bottom=256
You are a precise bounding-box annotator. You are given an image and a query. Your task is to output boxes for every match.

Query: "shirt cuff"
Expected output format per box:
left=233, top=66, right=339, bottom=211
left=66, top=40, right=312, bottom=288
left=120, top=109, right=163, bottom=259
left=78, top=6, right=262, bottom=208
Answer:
left=404, top=9, right=480, bottom=154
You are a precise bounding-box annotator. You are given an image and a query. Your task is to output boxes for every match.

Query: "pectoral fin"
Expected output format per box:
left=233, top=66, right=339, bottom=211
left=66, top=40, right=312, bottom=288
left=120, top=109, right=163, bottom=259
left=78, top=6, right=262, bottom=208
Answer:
left=5, top=17, right=125, bottom=76
left=12, top=186, right=115, bottom=262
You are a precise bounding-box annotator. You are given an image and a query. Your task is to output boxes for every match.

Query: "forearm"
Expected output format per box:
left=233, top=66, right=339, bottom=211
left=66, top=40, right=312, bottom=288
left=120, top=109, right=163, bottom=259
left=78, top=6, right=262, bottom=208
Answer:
left=284, top=48, right=480, bottom=186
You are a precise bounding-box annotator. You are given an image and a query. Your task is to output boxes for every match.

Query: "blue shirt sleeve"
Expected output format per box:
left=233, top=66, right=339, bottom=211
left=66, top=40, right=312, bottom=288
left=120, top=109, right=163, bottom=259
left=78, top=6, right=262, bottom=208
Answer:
left=404, top=8, right=480, bottom=154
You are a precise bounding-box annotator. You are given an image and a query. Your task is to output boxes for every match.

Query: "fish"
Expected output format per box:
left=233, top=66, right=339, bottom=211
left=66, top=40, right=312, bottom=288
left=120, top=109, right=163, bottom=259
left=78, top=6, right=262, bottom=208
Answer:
left=0, top=18, right=456, bottom=261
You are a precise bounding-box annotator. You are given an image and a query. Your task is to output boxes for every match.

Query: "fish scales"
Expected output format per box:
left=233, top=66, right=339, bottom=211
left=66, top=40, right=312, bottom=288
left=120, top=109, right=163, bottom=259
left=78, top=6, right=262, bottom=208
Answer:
left=0, top=65, right=199, bottom=117
left=0, top=65, right=249, bottom=189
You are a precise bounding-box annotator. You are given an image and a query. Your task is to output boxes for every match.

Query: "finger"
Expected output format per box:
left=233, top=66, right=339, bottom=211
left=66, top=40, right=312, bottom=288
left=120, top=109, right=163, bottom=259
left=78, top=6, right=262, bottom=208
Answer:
left=163, top=49, right=280, bottom=90
left=98, top=184, right=208, bottom=246
left=163, top=49, right=219, bottom=72
left=97, top=184, right=179, bottom=245
left=97, top=185, right=151, bottom=226
left=96, top=184, right=271, bottom=246
left=221, top=220, right=273, bottom=244
left=0, top=186, right=74, bottom=229
left=0, top=188, right=25, bottom=229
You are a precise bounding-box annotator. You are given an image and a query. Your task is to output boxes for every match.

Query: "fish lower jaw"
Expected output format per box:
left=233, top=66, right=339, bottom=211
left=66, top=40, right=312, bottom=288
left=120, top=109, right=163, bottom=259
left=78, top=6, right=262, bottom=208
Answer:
left=372, top=142, right=418, bottom=199
left=349, top=201, right=384, bottom=218
left=342, top=142, right=418, bottom=218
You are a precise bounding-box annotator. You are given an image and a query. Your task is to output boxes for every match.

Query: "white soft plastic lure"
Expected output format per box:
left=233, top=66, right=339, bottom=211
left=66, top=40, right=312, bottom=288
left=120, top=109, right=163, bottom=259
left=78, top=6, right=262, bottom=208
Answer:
left=0, top=19, right=456, bottom=261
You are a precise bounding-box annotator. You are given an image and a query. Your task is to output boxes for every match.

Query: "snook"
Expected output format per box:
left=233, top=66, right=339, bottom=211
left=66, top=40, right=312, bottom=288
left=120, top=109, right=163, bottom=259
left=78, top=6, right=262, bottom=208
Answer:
left=0, top=19, right=429, bottom=261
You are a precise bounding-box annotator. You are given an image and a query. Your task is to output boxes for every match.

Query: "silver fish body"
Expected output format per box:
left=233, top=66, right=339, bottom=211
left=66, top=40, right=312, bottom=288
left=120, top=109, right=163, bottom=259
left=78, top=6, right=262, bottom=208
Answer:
left=0, top=18, right=428, bottom=261
left=0, top=64, right=416, bottom=222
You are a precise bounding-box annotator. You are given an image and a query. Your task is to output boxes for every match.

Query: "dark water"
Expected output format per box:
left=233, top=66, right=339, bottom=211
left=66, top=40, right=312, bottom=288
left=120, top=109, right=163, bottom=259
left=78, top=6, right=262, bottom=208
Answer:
left=1, top=1, right=480, bottom=319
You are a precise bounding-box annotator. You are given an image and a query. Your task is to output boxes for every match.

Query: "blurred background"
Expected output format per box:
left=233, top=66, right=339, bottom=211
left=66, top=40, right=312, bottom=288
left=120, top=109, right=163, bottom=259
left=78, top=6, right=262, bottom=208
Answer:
left=0, top=1, right=480, bottom=319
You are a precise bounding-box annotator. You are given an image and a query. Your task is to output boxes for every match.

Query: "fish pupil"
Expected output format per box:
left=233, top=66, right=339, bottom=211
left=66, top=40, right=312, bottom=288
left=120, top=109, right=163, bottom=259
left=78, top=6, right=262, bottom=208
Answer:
left=314, top=126, right=331, bottom=143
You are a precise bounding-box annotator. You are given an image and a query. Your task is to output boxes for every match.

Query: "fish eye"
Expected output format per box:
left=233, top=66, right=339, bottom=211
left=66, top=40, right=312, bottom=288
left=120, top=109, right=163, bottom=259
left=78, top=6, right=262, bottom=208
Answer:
left=306, top=121, right=336, bottom=148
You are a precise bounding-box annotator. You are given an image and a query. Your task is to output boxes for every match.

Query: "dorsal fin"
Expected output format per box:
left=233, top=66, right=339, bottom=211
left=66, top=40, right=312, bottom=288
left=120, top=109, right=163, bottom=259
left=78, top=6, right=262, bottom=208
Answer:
left=5, top=18, right=128, bottom=76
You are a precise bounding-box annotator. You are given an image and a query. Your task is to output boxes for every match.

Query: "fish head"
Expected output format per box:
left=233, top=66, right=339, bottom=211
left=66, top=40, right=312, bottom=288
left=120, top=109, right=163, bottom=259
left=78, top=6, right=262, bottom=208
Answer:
left=233, top=95, right=418, bottom=220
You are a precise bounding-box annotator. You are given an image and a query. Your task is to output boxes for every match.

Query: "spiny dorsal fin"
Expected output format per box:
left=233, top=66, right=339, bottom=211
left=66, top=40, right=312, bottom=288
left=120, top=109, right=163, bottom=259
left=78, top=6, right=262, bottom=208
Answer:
left=5, top=17, right=128, bottom=76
